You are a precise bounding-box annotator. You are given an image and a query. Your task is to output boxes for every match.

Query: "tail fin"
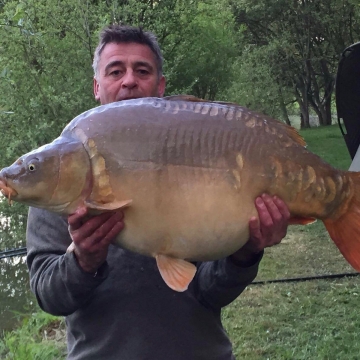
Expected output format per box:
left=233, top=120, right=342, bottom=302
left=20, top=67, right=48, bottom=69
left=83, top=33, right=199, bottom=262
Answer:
left=323, top=172, right=360, bottom=271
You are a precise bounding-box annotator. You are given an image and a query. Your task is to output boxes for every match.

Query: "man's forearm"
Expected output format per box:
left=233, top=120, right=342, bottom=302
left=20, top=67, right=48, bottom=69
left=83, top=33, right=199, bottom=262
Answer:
left=193, top=254, right=262, bottom=311
left=26, top=207, right=108, bottom=315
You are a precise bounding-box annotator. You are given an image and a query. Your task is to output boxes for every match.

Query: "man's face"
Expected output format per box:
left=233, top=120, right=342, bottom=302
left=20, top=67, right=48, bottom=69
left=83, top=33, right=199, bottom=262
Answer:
left=93, top=42, right=166, bottom=105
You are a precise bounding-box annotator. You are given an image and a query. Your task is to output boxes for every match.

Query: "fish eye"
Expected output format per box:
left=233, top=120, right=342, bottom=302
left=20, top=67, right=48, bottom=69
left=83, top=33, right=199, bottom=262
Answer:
left=28, top=164, right=36, bottom=171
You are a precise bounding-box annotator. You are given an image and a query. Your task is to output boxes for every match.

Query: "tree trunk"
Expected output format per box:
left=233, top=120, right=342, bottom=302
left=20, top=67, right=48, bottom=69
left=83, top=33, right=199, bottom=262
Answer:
left=278, top=86, right=291, bottom=125
left=294, top=83, right=310, bottom=128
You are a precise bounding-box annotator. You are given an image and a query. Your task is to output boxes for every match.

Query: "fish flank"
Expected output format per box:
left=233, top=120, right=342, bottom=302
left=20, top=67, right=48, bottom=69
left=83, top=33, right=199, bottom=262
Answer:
left=226, top=107, right=235, bottom=121
left=172, top=102, right=180, bottom=115
left=236, top=154, right=244, bottom=170
left=232, top=169, right=241, bottom=190
left=201, top=126, right=210, bottom=165
left=235, top=108, right=244, bottom=121
left=164, top=100, right=172, bottom=113
left=209, top=106, right=219, bottom=117
left=194, top=103, right=202, bottom=113
left=201, top=105, right=210, bottom=115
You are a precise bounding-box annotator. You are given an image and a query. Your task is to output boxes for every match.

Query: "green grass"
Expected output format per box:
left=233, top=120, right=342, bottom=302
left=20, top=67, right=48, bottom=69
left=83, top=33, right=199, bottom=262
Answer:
left=0, top=312, right=66, bottom=360
left=223, top=124, right=360, bottom=359
left=301, top=124, right=351, bottom=170
left=223, top=278, right=360, bottom=359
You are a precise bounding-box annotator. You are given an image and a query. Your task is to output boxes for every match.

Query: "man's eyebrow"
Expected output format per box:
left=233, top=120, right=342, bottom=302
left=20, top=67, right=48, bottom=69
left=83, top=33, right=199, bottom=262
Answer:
left=104, top=60, right=124, bottom=73
left=104, top=60, right=155, bottom=74
left=134, top=61, right=154, bottom=70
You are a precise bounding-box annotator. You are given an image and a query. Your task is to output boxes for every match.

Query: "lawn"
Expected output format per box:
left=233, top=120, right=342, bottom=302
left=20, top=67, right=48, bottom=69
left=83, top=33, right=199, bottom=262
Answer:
left=223, top=124, right=360, bottom=359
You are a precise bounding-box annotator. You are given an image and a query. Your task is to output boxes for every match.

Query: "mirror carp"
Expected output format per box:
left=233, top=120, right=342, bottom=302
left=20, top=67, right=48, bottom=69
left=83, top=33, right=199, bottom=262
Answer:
left=1, top=96, right=359, bottom=291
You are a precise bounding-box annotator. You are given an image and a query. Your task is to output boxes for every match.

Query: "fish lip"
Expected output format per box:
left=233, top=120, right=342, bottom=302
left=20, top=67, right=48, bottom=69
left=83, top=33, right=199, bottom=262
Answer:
left=0, top=179, right=18, bottom=200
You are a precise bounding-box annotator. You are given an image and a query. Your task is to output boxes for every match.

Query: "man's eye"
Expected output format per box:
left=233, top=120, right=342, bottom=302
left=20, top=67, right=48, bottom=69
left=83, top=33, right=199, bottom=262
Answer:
left=110, top=70, right=121, bottom=76
left=138, top=69, right=149, bottom=75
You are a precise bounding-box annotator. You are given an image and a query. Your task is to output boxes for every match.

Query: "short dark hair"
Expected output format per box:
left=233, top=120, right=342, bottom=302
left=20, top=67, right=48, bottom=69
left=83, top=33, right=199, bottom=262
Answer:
left=92, top=25, right=163, bottom=78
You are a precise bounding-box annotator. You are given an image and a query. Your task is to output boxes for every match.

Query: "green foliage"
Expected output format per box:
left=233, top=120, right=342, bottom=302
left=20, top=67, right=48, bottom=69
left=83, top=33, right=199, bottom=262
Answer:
left=223, top=45, right=295, bottom=120
left=0, top=0, right=99, bottom=246
left=230, top=0, right=360, bottom=127
left=0, top=311, right=65, bottom=359
left=0, top=0, right=97, bottom=158
left=164, top=0, right=238, bottom=100
left=0, top=0, right=239, bottom=247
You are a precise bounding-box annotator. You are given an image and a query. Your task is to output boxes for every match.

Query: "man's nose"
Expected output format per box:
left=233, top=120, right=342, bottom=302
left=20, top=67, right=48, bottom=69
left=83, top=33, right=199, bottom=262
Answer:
left=121, top=70, right=137, bottom=89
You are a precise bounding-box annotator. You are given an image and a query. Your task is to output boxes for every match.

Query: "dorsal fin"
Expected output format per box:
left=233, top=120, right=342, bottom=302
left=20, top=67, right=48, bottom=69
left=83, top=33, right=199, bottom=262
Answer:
left=274, top=120, right=307, bottom=147
left=287, top=127, right=307, bottom=146
left=163, top=94, right=240, bottom=107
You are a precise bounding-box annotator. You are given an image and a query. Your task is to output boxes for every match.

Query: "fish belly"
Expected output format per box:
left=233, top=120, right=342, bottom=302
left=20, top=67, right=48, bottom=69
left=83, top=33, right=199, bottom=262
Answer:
left=111, top=165, right=257, bottom=261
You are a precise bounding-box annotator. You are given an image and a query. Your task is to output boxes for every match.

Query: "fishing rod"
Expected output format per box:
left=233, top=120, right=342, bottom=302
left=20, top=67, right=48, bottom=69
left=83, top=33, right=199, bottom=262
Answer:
left=0, top=246, right=359, bottom=284
left=0, top=247, right=27, bottom=260
left=252, top=271, right=360, bottom=285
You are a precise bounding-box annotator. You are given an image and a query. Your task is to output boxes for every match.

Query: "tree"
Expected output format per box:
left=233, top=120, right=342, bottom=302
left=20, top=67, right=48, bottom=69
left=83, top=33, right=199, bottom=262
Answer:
left=0, top=0, right=239, bottom=246
left=230, top=0, right=360, bottom=128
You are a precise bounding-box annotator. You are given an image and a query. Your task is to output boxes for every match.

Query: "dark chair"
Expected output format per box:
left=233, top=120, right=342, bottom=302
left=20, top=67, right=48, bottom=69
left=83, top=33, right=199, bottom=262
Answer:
left=336, top=42, right=360, bottom=160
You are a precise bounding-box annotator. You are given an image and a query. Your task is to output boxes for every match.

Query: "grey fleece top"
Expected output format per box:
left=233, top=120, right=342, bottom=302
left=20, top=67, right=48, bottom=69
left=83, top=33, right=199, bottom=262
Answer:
left=26, top=207, right=262, bottom=360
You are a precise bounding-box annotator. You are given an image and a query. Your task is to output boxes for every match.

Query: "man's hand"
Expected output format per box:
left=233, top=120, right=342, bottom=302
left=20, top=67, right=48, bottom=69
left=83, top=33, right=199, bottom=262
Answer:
left=68, top=206, right=125, bottom=273
left=230, top=194, right=290, bottom=267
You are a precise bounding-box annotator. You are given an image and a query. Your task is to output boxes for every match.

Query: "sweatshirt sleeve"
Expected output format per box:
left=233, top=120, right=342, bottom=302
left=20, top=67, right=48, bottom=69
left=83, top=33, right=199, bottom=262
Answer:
left=192, top=252, right=263, bottom=310
left=26, top=207, right=109, bottom=316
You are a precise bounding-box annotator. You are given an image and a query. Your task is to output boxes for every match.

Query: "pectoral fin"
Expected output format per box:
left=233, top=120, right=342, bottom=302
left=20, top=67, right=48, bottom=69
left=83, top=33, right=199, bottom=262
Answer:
left=155, top=254, right=196, bottom=292
left=85, top=199, right=132, bottom=211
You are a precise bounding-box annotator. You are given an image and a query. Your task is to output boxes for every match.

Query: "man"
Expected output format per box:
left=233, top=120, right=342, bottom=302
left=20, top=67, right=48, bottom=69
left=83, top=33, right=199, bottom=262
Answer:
left=27, top=25, right=290, bottom=359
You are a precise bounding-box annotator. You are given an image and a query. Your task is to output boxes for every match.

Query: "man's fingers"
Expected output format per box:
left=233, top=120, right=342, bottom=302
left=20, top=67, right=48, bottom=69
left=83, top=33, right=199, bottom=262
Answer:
left=101, top=220, right=125, bottom=244
left=261, top=194, right=283, bottom=223
left=91, top=212, right=124, bottom=243
left=249, top=216, right=261, bottom=239
left=79, top=223, right=122, bottom=252
left=255, top=196, right=274, bottom=230
left=70, top=212, right=112, bottom=242
left=70, top=211, right=124, bottom=246
left=273, top=196, right=291, bottom=220
left=68, top=206, right=88, bottom=231
left=248, top=194, right=290, bottom=253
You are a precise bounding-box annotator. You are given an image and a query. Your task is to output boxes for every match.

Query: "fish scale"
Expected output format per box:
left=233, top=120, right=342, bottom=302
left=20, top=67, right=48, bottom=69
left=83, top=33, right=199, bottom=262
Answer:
left=1, top=95, right=360, bottom=292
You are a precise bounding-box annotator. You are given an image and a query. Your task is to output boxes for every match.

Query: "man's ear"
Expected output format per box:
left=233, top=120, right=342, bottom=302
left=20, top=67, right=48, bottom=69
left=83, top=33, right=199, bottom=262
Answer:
left=158, top=76, right=166, bottom=97
left=93, top=77, right=100, bottom=101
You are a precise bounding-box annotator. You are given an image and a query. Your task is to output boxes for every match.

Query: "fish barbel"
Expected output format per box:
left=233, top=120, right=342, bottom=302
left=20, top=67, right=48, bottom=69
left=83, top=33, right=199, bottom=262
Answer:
left=0, top=95, right=359, bottom=291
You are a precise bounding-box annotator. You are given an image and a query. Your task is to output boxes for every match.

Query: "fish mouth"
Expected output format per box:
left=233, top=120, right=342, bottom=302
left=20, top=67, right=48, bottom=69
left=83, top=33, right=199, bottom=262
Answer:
left=0, top=179, right=18, bottom=204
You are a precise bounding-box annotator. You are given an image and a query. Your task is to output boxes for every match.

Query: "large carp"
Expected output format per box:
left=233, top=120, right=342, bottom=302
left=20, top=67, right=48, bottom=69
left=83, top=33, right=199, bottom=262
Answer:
left=0, top=96, right=359, bottom=291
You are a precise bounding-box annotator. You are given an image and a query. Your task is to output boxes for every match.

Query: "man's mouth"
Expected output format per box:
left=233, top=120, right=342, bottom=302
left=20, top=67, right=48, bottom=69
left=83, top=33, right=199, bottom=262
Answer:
left=118, top=96, right=139, bottom=101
